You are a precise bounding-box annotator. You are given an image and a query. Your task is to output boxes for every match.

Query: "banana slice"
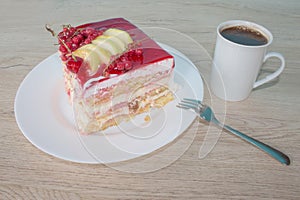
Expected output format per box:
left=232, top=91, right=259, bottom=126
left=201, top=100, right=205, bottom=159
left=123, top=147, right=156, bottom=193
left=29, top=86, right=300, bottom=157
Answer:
left=103, top=28, right=133, bottom=45
left=73, top=44, right=111, bottom=73
left=92, top=35, right=125, bottom=55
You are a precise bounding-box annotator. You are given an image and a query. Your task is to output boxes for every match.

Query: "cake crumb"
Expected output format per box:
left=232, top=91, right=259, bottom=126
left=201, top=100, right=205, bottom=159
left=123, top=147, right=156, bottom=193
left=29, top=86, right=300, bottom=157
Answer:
left=144, top=115, right=151, bottom=122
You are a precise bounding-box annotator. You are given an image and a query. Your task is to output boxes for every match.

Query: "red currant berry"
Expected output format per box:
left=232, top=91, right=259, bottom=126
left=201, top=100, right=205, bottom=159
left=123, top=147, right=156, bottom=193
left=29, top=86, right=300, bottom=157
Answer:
left=84, top=38, right=92, bottom=44
left=72, top=35, right=81, bottom=44
left=71, top=43, right=78, bottom=51
left=117, top=62, right=125, bottom=71
left=120, top=55, right=128, bottom=62
left=124, top=61, right=132, bottom=70
left=135, top=49, right=143, bottom=56
left=111, top=61, right=118, bottom=69
left=60, top=54, right=69, bottom=61
left=127, top=50, right=135, bottom=59
left=65, top=41, right=72, bottom=49
left=77, top=34, right=84, bottom=40
left=59, top=45, right=67, bottom=53
left=58, top=32, right=65, bottom=40
left=80, top=29, right=87, bottom=37
left=92, top=32, right=99, bottom=38
left=69, top=27, right=76, bottom=36
left=86, top=28, right=95, bottom=35
left=58, top=36, right=67, bottom=44
left=81, top=28, right=93, bottom=37
left=87, top=34, right=97, bottom=41
left=64, top=30, right=71, bottom=38
left=66, top=57, right=83, bottom=73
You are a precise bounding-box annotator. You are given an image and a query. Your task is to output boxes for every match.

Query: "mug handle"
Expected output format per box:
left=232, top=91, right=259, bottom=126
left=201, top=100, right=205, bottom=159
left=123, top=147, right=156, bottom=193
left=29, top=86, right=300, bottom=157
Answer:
left=253, top=52, right=285, bottom=88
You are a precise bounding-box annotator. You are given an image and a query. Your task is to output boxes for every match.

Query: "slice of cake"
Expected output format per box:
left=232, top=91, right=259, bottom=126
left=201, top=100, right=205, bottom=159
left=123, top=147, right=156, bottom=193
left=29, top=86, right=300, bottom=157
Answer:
left=56, top=18, right=175, bottom=134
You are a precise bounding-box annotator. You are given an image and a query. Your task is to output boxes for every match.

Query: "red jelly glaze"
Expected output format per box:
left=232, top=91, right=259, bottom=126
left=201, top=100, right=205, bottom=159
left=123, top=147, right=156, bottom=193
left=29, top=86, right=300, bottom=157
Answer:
left=75, top=18, right=174, bottom=86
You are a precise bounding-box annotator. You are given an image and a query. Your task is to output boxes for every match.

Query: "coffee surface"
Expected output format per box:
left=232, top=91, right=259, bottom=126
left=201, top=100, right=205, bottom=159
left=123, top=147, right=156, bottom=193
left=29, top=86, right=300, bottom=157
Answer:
left=220, top=25, right=268, bottom=46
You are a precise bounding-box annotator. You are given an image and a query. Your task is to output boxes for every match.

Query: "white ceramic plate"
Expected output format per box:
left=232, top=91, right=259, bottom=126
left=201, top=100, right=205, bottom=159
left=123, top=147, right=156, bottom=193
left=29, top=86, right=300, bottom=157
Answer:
left=15, top=43, right=203, bottom=163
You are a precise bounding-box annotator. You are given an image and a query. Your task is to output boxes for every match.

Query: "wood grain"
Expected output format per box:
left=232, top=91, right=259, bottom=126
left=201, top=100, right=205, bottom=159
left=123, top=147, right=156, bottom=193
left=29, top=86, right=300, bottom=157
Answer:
left=1, top=0, right=300, bottom=199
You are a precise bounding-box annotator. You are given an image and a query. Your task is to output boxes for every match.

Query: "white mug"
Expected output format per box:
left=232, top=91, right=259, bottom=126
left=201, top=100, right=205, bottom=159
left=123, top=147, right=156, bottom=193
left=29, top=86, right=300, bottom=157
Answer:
left=210, top=20, right=285, bottom=101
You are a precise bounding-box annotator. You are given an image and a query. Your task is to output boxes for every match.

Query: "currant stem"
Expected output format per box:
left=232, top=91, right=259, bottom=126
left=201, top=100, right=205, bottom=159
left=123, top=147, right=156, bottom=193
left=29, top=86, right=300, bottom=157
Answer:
left=45, top=24, right=56, bottom=37
left=58, top=38, right=77, bottom=62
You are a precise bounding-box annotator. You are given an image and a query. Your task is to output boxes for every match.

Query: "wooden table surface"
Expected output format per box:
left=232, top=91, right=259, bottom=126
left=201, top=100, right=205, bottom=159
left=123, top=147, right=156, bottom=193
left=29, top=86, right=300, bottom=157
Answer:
left=1, top=0, right=300, bottom=199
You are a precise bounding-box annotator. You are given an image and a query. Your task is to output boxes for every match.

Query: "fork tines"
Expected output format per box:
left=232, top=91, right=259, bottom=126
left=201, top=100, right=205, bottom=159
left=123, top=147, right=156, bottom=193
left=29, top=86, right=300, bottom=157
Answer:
left=182, top=98, right=202, bottom=105
left=176, top=98, right=203, bottom=111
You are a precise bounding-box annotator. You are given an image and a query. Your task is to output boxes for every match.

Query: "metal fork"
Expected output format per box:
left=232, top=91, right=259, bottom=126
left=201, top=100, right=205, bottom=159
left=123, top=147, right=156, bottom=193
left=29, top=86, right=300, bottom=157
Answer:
left=177, top=98, right=290, bottom=165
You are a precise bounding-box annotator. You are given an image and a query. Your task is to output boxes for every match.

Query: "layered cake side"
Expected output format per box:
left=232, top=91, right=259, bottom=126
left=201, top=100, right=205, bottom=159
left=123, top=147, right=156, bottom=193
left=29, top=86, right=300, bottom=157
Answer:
left=56, top=18, right=175, bottom=134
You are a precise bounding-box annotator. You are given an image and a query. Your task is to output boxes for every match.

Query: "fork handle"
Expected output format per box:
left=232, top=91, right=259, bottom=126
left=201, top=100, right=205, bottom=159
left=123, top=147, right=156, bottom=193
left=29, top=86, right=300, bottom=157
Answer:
left=213, top=119, right=290, bottom=165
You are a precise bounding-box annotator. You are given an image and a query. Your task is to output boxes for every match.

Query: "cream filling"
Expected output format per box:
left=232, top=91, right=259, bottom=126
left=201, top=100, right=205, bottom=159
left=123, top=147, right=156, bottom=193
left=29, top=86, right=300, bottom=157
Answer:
left=82, top=58, right=174, bottom=97
left=83, top=72, right=172, bottom=109
left=75, top=87, right=173, bottom=128
left=81, top=75, right=172, bottom=114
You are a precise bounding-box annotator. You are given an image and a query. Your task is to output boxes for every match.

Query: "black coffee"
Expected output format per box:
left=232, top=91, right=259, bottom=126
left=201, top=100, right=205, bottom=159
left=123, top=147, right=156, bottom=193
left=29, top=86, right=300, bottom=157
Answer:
left=220, top=25, right=268, bottom=46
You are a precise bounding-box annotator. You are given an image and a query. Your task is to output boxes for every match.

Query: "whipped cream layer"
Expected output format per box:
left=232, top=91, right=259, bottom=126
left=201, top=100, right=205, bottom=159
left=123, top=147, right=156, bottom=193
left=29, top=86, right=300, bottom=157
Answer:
left=83, top=58, right=173, bottom=97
